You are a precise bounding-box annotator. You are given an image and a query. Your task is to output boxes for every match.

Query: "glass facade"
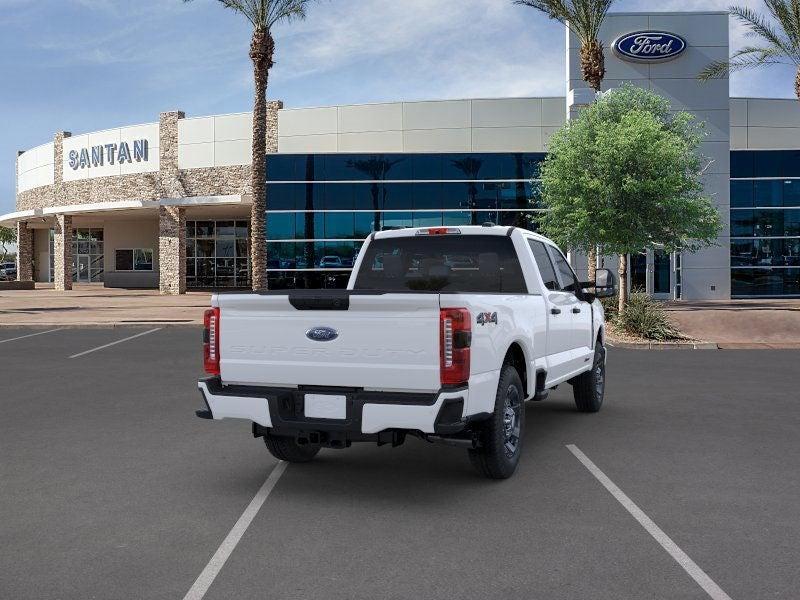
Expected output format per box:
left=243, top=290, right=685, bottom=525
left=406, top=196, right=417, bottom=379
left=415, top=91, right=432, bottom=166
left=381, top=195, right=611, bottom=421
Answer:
left=186, top=220, right=251, bottom=288
left=264, top=153, right=545, bottom=289
left=731, top=151, right=800, bottom=297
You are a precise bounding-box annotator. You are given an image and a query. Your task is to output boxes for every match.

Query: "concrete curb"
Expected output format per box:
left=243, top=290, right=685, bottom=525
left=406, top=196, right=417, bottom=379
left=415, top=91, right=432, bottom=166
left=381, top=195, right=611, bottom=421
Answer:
left=0, top=322, right=202, bottom=329
left=608, top=340, right=719, bottom=350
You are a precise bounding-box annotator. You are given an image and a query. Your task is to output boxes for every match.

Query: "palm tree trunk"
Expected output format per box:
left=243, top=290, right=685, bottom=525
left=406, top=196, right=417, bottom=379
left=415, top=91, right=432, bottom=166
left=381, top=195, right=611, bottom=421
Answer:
left=795, top=67, right=800, bottom=102
left=580, top=40, right=605, bottom=93
left=249, top=29, right=274, bottom=291
left=618, top=253, right=628, bottom=314
left=587, top=247, right=597, bottom=283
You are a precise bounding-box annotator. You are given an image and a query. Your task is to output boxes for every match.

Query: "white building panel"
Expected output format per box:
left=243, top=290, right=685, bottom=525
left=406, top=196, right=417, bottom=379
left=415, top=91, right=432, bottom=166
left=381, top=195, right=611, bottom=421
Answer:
left=747, top=98, right=800, bottom=128
left=471, top=98, right=542, bottom=128
left=403, top=100, right=471, bottom=130
left=730, top=126, right=748, bottom=149
left=278, top=134, right=338, bottom=153
left=178, top=141, right=214, bottom=169
left=746, top=127, right=800, bottom=150
left=650, top=78, right=730, bottom=112
left=541, top=98, right=566, bottom=127
left=729, top=99, right=748, bottom=127
left=691, top=110, right=729, bottom=143
left=278, top=107, right=338, bottom=137
left=179, top=117, right=214, bottom=145
left=338, top=130, right=404, bottom=152
left=472, top=127, right=543, bottom=152
left=214, top=113, right=252, bottom=142
left=338, top=103, right=403, bottom=133
left=214, top=139, right=250, bottom=167
left=402, top=128, right=471, bottom=153
left=648, top=13, right=729, bottom=48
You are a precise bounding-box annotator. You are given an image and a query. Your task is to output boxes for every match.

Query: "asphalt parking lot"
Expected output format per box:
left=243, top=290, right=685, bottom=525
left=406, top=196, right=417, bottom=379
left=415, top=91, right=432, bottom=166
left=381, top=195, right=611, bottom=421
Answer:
left=1, top=327, right=799, bottom=599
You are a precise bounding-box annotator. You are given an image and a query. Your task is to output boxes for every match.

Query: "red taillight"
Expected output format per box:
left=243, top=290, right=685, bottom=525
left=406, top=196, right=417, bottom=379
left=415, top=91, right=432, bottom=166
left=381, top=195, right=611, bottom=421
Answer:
left=440, top=308, right=471, bottom=386
left=203, top=307, right=220, bottom=375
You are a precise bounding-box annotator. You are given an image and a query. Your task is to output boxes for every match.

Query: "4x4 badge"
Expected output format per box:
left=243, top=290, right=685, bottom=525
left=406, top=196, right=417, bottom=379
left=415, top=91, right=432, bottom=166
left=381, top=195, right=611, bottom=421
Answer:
left=477, top=312, right=498, bottom=326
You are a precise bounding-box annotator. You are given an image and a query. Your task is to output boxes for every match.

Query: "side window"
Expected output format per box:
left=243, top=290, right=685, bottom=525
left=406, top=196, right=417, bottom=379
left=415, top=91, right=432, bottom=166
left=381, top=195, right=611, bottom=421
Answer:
left=548, top=246, right=579, bottom=292
left=528, top=239, right=559, bottom=291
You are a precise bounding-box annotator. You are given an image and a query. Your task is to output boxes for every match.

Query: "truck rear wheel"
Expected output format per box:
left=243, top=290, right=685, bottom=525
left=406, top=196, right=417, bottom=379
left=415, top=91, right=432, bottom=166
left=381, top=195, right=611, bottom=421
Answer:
left=468, top=364, right=525, bottom=479
left=573, top=344, right=606, bottom=413
left=263, top=434, right=320, bottom=463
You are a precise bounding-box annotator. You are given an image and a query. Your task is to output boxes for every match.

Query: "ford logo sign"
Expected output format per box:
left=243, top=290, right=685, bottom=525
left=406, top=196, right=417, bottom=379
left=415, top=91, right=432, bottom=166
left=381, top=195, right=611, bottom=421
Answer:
left=613, top=31, right=686, bottom=63
left=306, top=327, right=339, bottom=342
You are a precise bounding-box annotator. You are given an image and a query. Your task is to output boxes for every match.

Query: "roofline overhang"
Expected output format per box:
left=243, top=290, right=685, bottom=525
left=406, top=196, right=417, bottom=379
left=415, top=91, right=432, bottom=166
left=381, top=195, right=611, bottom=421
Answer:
left=0, top=194, right=245, bottom=227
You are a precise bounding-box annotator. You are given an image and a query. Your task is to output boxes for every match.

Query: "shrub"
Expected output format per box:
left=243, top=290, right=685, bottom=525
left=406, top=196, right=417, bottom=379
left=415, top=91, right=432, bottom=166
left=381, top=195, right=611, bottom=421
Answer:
left=616, top=293, right=685, bottom=341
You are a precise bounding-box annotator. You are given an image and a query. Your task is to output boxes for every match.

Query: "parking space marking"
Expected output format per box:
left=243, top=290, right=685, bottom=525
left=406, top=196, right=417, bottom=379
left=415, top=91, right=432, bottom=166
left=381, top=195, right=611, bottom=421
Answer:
left=183, top=461, right=288, bottom=600
left=0, top=329, right=63, bottom=345
left=567, top=445, right=732, bottom=600
left=68, top=328, right=162, bottom=359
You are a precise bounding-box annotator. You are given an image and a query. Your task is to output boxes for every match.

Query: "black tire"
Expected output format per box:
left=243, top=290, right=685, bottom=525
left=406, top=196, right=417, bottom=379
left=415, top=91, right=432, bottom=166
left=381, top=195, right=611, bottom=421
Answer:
left=468, top=364, right=526, bottom=479
left=573, top=343, right=606, bottom=413
left=263, top=434, right=320, bottom=463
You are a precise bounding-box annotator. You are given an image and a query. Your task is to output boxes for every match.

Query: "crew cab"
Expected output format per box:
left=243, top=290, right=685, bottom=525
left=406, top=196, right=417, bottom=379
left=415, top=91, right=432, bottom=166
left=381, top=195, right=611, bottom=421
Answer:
left=196, top=225, right=616, bottom=479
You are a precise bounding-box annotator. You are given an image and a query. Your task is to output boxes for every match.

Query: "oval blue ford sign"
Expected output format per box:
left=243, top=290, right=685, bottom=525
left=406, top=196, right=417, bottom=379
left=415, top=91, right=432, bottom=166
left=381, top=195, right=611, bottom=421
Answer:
left=613, top=31, right=686, bottom=63
left=306, top=326, right=339, bottom=342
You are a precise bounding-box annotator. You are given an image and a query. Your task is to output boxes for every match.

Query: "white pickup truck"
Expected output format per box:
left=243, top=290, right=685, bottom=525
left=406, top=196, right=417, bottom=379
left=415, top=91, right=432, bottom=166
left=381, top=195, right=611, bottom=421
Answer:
left=197, top=225, right=616, bottom=479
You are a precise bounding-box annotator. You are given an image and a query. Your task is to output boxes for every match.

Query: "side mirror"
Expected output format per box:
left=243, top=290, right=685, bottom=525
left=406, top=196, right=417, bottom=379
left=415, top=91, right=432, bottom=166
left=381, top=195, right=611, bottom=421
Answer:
left=592, top=268, right=617, bottom=298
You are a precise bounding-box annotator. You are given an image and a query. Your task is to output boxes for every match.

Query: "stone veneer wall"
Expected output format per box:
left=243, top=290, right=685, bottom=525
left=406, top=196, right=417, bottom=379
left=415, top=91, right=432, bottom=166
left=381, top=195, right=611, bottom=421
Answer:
left=15, top=222, right=33, bottom=281
left=15, top=102, right=282, bottom=293
left=53, top=214, right=73, bottom=291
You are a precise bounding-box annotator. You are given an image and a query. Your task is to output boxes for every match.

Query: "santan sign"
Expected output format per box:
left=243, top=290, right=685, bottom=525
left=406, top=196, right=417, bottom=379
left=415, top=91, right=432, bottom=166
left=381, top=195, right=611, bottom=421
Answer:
left=68, top=139, right=149, bottom=170
left=613, top=31, right=687, bottom=62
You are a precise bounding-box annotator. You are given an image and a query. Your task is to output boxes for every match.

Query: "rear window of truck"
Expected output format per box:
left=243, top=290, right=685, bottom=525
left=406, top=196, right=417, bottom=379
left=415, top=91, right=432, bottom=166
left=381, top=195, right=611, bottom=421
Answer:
left=354, top=235, right=527, bottom=293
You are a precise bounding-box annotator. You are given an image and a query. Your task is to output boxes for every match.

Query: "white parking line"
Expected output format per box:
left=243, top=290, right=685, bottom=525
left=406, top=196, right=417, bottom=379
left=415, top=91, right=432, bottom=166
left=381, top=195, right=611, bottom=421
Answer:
left=567, top=444, right=733, bottom=600
left=0, top=328, right=63, bottom=345
left=68, top=328, right=162, bottom=359
left=183, top=461, right=288, bottom=600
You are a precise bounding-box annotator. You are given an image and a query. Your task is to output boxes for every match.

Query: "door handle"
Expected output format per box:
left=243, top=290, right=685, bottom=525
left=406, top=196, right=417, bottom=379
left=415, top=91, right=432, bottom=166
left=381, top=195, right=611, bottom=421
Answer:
left=572, top=307, right=581, bottom=314
left=551, top=308, right=561, bottom=315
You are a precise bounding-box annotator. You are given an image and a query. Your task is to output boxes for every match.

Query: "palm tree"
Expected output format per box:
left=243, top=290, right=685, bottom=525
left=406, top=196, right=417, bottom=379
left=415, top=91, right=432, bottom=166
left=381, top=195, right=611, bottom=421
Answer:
left=515, top=0, right=616, bottom=282
left=184, top=0, right=314, bottom=291
left=699, top=2, right=800, bottom=101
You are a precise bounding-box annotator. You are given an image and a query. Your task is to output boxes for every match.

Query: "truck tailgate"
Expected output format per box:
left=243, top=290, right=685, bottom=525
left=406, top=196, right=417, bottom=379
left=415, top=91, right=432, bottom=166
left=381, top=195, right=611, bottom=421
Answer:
left=217, top=293, right=441, bottom=392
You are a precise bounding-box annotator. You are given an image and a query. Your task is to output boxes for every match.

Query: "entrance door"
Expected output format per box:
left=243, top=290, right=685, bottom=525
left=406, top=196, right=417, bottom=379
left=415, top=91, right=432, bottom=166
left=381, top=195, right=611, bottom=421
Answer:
left=652, top=249, right=672, bottom=299
left=77, top=256, right=90, bottom=282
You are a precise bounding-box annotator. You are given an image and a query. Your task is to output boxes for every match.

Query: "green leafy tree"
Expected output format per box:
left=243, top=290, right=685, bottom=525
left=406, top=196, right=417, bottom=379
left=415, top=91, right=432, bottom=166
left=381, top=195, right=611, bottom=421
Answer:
left=699, top=2, right=800, bottom=100
left=184, top=0, right=315, bottom=290
left=535, top=84, right=722, bottom=312
left=0, top=226, right=15, bottom=263
left=514, top=0, right=616, bottom=281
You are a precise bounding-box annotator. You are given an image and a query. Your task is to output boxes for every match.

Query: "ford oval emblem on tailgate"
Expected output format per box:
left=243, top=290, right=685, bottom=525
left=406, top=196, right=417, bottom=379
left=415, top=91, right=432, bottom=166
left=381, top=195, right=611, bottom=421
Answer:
left=306, top=326, right=339, bottom=342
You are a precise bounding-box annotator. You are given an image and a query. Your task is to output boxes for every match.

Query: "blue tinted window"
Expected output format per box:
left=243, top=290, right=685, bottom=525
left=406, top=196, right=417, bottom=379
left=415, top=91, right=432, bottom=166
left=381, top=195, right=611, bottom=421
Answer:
left=324, top=183, right=353, bottom=210
left=731, top=210, right=754, bottom=237
left=783, top=180, right=800, bottom=207
left=442, top=211, right=472, bottom=226
left=382, top=212, right=413, bottom=230
left=412, top=155, right=442, bottom=180
left=266, top=213, right=295, bottom=240
left=441, top=183, right=470, bottom=210
left=266, top=155, right=296, bottom=181
left=730, top=151, right=754, bottom=178
left=267, top=184, right=299, bottom=210
left=786, top=210, right=800, bottom=235
left=732, top=268, right=800, bottom=296
left=754, top=180, right=783, bottom=207
left=413, top=212, right=443, bottom=227
left=295, top=212, right=324, bottom=239
left=354, top=212, right=376, bottom=237
left=730, top=181, right=753, bottom=208
left=353, top=183, right=379, bottom=210
left=412, top=182, right=443, bottom=210
left=325, top=213, right=355, bottom=239
left=445, top=155, right=485, bottom=180
left=754, top=151, right=783, bottom=177
left=381, top=183, right=413, bottom=210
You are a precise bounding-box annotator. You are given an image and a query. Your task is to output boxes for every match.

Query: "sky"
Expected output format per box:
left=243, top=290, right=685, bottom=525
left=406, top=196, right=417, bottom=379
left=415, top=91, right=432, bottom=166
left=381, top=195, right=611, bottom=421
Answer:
left=0, top=0, right=797, bottom=216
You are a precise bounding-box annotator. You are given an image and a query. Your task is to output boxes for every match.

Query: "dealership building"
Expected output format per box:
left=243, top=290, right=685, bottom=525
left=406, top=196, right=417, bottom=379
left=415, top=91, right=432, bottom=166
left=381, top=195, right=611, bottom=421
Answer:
left=3, top=10, right=800, bottom=299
